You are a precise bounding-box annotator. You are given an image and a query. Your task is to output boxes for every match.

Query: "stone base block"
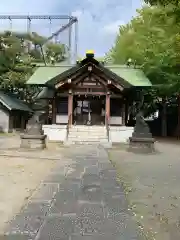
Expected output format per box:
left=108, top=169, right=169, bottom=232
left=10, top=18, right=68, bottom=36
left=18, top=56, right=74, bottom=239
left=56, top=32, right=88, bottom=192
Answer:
left=128, top=137, right=155, bottom=154
left=20, top=134, right=46, bottom=150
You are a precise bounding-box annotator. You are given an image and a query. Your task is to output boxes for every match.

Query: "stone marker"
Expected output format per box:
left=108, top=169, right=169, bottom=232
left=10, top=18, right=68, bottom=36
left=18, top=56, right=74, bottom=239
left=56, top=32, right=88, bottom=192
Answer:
left=129, top=111, right=155, bottom=153
left=20, top=114, right=46, bottom=149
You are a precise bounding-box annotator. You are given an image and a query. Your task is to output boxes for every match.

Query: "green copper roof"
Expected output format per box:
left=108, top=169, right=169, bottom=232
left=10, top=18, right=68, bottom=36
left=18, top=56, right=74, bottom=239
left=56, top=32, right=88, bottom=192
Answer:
left=106, top=65, right=152, bottom=87
left=26, top=61, right=151, bottom=87
left=26, top=65, right=73, bottom=85
left=34, top=87, right=55, bottom=99
left=0, top=91, right=33, bottom=112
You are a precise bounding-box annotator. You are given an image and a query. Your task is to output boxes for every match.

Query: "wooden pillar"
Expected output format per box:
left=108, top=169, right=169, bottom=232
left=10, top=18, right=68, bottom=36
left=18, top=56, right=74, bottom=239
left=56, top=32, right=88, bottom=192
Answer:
left=46, top=100, right=49, bottom=124
left=9, top=114, right=13, bottom=133
left=68, top=92, right=73, bottom=126
left=21, top=115, right=24, bottom=129
left=125, top=100, right=129, bottom=125
left=105, top=93, right=110, bottom=123
left=52, top=98, right=56, bottom=124
left=122, top=101, right=126, bottom=125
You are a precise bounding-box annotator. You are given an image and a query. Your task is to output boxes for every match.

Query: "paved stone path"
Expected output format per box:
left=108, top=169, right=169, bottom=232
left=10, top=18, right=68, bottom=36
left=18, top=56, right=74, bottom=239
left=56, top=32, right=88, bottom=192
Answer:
left=2, top=145, right=141, bottom=240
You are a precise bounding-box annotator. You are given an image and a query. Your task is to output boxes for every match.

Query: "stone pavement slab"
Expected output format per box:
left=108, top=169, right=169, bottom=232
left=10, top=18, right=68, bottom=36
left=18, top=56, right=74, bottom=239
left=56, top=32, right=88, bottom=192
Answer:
left=2, top=145, right=142, bottom=240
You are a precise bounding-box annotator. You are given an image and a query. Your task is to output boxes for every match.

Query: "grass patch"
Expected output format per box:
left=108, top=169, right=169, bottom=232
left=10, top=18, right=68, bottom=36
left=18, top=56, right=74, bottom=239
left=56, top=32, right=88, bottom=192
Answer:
left=0, top=132, right=16, bottom=136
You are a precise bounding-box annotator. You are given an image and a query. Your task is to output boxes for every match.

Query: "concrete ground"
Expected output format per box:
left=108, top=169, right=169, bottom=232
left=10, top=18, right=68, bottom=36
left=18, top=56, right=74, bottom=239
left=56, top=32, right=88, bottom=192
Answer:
left=0, top=144, right=142, bottom=240
left=0, top=134, right=72, bottom=234
left=109, top=141, right=180, bottom=240
left=1, top=135, right=180, bottom=239
left=0, top=156, right=59, bottom=232
left=0, top=146, right=72, bottom=235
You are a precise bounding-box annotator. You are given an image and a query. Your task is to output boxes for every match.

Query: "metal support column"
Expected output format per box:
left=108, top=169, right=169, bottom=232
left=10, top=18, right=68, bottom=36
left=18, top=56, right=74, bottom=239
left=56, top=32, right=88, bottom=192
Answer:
left=74, top=19, right=78, bottom=63
left=27, top=17, right=31, bottom=52
left=68, top=18, right=72, bottom=64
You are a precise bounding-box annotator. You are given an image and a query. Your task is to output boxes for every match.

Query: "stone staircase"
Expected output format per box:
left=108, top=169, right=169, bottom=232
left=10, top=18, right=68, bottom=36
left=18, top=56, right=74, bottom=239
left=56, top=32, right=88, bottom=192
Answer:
left=66, top=125, right=110, bottom=146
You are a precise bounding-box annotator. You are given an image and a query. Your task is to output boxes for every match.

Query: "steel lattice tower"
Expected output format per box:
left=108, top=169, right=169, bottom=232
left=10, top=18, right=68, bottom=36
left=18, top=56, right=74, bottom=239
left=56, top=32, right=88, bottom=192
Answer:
left=0, top=15, right=78, bottom=63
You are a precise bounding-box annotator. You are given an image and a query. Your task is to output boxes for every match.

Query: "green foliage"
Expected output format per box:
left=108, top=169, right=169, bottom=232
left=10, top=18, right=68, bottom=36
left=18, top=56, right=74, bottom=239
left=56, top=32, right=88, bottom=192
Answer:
left=45, top=42, right=66, bottom=63
left=144, top=0, right=180, bottom=6
left=110, top=3, right=180, bottom=116
left=0, top=31, right=67, bottom=101
left=111, top=5, right=180, bottom=90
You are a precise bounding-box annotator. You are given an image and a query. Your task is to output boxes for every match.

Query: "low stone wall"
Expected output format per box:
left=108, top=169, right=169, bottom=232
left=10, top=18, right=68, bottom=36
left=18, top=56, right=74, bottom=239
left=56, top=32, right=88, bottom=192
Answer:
left=42, top=125, right=67, bottom=141
left=109, top=126, right=134, bottom=143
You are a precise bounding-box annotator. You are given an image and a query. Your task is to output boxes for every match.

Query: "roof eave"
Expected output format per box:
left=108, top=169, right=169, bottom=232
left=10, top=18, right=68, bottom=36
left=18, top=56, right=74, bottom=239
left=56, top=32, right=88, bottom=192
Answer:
left=11, top=108, right=33, bottom=112
left=0, top=99, right=12, bottom=111
left=98, top=65, right=132, bottom=88
left=46, top=63, right=87, bottom=86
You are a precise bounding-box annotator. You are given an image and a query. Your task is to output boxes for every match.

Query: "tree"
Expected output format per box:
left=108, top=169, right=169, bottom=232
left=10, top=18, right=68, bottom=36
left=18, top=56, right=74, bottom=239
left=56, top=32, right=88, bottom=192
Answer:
left=45, top=43, right=66, bottom=63
left=111, top=5, right=180, bottom=88
left=0, top=30, right=67, bottom=102
left=144, top=0, right=180, bottom=23
left=144, top=0, right=180, bottom=6
left=110, top=4, right=180, bottom=136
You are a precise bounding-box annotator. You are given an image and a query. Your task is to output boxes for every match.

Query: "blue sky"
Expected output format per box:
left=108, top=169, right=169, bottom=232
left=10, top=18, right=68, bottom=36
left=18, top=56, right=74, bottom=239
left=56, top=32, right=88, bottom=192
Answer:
left=0, top=0, right=143, bottom=57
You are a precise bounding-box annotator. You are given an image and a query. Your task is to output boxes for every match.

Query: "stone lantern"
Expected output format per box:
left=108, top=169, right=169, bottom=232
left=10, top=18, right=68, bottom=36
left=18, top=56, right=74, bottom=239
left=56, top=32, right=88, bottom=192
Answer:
left=20, top=114, right=46, bottom=150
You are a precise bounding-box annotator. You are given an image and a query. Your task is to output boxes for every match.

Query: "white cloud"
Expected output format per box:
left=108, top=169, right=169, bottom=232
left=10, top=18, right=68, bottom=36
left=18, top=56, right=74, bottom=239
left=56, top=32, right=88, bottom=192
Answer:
left=102, top=20, right=124, bottom=34
left=0, top=0, right=142, bottom=56
left=0, top=0, right=66, bottom=35
left=71, top=10, right=83, bottom=19
left=0, top=0, right=56, bottom=14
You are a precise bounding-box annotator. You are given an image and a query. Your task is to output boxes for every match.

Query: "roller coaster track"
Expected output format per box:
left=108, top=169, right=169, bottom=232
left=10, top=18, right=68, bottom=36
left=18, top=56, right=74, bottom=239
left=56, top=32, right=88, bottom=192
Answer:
left=0, top=15, right=72, bottom=20
left=44, top=17, right=77, bottom=44
left=0, top=15, right=78, bottom=63
left=41, top=16, right=78, bottom=64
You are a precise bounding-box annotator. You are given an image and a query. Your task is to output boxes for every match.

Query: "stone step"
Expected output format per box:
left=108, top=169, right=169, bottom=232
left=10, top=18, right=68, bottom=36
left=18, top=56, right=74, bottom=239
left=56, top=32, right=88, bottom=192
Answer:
left=68, top=131, right=107, bottom=134
left=64, top=141, right=111, bottom=148
left=69, top=129, right=106, bottom=133
left=70, top=126, right=106, bottom=129
left=68, top=133, right=107, bottom=138
left=68, top=133, right=107, bottom=137
left=69, top=128, right=106, bottom=131
left=68, top=137, right=108, bottom=142
left=65, top=142, right=100, bottom=145
left=71, top=125, right=105, bottom=127
left=68, top=140, right=103, bottom=142
left=65, top=140, right=108, bottom=144
left=68, top=138, right=108, bottom=141
left=69, top=129, right=106, bottom=132
left=68, top=125, right=108, bottom=143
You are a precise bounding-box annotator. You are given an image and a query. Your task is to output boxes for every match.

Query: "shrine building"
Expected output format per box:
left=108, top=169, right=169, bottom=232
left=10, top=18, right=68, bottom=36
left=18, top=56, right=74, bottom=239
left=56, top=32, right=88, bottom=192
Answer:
left=26, top=51, right=152, bottom=144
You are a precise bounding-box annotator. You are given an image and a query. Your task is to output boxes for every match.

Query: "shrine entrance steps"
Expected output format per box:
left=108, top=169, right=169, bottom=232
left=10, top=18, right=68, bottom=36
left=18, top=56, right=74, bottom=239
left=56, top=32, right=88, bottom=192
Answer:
left=66, top=125, right=110, bottom=147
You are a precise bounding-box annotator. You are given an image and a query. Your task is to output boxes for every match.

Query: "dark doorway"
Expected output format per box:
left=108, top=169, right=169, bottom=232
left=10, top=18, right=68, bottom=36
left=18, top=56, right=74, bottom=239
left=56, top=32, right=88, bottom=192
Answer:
left=73, top=95, right=105, bottom=125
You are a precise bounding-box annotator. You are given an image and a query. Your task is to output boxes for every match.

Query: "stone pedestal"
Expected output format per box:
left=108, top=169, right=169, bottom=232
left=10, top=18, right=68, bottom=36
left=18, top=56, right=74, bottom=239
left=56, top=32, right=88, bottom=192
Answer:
left=129, top=137, right=155, bottom=153
left=20, top=134, right=46, bottom=149
left=20, top=114, right=46, bottom=150
left=128, top=112, right=155, bottom=154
